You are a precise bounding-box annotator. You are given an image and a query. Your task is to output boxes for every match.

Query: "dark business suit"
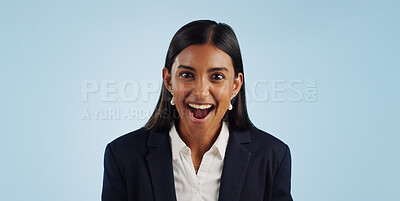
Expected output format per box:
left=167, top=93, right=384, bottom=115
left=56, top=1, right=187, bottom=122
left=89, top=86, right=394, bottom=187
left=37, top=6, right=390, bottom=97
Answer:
left=102, top=125, right=293, bottom=201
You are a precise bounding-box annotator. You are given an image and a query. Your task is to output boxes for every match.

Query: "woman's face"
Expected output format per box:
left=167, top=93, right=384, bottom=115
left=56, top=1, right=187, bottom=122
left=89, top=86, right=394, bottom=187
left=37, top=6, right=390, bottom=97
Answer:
left=163, top=44, right=243, bottom=134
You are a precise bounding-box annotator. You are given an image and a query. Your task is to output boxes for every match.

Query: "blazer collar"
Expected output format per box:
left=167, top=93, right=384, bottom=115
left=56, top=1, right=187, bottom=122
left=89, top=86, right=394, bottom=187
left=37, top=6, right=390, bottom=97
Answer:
left=145, top=125, right=252, bottom=201
left=218, top=127, right=251, bottom=201
left=146, top=129, right=177, bottom=201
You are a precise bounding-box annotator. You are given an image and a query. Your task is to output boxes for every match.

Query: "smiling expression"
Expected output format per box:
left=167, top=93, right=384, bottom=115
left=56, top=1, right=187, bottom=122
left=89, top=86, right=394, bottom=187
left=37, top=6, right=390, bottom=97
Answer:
left=163, top=44, right=243, bottom=136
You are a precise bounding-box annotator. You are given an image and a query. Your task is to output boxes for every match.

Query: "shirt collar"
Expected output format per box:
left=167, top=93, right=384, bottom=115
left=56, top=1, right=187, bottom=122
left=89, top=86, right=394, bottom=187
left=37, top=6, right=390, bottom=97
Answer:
left=211, top=121, right=229, bottom=160
left=169, top=121, right=230, bottom=161
left=169, top=123, right=189, bottom=161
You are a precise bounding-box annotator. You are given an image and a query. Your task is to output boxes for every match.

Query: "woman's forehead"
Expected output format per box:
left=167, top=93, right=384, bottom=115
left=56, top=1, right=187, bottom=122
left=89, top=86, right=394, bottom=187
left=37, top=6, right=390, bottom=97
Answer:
left=173, top=44, right=233, bottom=71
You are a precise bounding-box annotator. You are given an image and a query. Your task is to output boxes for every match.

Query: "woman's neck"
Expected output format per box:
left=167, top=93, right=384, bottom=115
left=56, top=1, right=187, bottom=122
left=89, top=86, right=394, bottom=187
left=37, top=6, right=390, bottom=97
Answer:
left=177, top=120, right=222, bottom=157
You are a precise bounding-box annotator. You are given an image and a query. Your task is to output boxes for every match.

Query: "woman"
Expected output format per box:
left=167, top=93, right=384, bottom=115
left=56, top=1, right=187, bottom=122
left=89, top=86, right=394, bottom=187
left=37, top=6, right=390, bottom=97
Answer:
left=102, top=20, right=293, bottom=201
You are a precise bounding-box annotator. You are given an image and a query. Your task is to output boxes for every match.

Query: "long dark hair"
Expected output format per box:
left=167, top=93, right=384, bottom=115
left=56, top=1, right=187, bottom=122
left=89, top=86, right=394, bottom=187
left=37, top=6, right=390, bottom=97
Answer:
left=144, top=20, right=253, bottom=132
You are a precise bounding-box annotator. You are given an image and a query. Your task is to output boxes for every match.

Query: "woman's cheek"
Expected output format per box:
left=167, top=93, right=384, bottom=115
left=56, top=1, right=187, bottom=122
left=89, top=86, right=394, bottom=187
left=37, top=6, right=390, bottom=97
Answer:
left=215, top=86, right=230, bottom=100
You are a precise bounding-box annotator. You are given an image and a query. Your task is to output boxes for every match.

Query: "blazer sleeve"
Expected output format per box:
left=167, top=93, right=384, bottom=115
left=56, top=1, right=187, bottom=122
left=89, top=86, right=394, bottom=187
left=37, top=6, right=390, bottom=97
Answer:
left=270, top=145, right=293, bottom=201
left=102, top=143, right=128, bottom=201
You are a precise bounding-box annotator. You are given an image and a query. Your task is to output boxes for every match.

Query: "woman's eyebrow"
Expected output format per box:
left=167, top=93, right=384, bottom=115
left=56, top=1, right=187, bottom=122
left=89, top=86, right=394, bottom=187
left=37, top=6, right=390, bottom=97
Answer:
left=177, top=65, right=196, bottom=71
left=207, top=67, right=228, bottom=72
left=177, top=65, right=229, bottom=72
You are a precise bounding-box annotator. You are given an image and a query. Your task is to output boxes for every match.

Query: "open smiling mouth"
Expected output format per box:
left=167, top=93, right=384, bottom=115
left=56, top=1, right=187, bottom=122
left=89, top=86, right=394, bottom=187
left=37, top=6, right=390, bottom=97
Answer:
left=187, top=103, right=215, bottom=122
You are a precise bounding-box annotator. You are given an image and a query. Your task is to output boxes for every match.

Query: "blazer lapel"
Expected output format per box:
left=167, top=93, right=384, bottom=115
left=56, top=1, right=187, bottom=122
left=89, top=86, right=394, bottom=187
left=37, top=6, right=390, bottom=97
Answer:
left=218, top=129, right=251, bottom=201
left=146, top=130, right=177, bottom=201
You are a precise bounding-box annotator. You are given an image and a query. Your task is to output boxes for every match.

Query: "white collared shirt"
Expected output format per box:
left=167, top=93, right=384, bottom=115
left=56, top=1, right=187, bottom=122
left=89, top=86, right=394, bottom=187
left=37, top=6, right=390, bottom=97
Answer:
left=169, top=121, right=230, bottom=201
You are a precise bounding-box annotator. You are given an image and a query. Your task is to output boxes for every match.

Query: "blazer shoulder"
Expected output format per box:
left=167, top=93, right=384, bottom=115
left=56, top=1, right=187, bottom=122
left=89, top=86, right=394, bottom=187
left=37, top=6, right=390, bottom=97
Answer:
left=248, top=126, right=290, bottom=153
left=107, top=127, right=149, bottom=156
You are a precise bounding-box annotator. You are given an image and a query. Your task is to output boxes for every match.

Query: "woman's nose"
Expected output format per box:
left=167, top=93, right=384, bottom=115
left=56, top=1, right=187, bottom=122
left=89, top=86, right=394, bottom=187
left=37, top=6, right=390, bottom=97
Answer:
left=192, top=79, right=210, bottom=99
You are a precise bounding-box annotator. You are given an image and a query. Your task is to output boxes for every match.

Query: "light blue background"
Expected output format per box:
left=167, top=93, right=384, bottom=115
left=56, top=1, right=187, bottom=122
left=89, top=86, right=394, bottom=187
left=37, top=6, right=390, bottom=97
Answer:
left=1, top=0, right=399, bottom=201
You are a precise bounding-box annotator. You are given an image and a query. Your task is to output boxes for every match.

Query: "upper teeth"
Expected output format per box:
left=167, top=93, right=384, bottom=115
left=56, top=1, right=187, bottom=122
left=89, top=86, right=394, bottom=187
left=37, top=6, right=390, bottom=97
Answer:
left=188, top=103, right=212, bottom=109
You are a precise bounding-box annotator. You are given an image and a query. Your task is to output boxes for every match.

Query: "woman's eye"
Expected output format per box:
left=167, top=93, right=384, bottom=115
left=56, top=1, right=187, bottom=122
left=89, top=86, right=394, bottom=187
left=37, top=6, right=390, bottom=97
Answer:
left=180, top=72, right=194, bottom=78
left=212, top=73, right=225, bottom=80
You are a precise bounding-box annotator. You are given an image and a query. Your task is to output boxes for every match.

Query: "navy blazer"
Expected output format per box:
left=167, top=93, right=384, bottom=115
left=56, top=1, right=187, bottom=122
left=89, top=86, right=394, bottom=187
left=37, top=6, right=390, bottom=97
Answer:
left=102, top=126, right=293, bottom=201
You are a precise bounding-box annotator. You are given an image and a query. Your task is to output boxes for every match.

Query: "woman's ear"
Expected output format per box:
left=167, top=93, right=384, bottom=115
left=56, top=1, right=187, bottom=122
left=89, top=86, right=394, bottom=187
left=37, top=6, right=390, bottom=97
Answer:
left=163, top=67, right=172, bottom=90
left=233, top=72, right=243, bottom=96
